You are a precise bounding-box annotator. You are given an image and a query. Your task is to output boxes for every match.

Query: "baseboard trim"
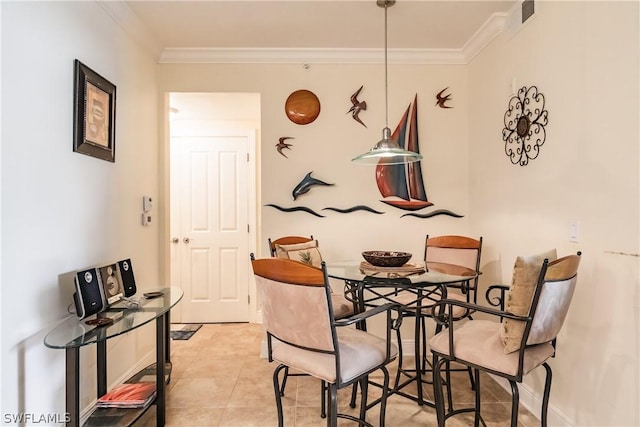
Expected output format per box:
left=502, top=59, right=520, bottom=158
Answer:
left=489, top=375, right=574, bottom=426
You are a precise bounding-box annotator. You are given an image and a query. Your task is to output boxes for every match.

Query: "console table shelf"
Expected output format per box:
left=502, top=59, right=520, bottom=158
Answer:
left=44, top=287, right=183, bottom=427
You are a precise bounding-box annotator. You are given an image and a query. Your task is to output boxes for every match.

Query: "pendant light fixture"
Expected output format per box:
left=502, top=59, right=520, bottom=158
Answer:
left=352, top=0, right=423, bottom=165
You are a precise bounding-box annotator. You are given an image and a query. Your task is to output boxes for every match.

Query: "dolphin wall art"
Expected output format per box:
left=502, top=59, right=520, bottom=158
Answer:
left=292, top=172, right=334, bottom=200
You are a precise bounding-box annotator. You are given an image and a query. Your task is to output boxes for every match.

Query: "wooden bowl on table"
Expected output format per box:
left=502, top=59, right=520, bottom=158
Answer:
left=362, top=251, right=412, bottom=268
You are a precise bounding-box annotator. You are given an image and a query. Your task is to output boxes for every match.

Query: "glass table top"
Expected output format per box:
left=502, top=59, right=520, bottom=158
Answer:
left=326, top=260, right=476, bottom=286
left=44, top=287, right=183, bottom=350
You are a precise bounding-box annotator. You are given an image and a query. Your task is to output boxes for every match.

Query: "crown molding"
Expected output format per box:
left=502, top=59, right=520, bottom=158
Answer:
left=159, top=47, right=467, bottom=65
left=97, top=1, right=163, bottom=59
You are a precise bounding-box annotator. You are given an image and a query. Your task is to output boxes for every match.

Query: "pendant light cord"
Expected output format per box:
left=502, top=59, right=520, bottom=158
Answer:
left=384, top=2, right=389, bottom=129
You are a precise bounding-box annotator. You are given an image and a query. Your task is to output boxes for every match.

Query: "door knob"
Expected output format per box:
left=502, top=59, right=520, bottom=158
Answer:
left=171, top=238, right=179, bottom=244
left=183, top=238, right=190, bottom=244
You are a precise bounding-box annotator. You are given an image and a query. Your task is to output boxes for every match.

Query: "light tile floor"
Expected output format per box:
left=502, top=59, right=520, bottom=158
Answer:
left=140, top=323, right=540, bottom=427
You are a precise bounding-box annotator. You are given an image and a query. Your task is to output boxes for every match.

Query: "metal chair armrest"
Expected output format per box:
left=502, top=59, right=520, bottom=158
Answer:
left=334, top=302, right=402, bottom=328
left=334, top=302, right=403, bottom=364
left=430, top=298, right=529, bottom=327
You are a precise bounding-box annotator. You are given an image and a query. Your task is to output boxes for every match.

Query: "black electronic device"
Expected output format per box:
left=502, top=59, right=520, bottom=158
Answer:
left=73, top=267, right=106, bottom=319
left=117, top=258, right=137, bottom=297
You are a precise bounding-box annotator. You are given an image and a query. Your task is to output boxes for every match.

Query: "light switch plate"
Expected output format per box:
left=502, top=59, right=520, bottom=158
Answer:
left=569, top=221, right=579, bottom=243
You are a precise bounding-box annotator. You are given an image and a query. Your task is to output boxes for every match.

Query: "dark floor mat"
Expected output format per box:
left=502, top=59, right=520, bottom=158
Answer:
left=170, top=324, right=202, bottom=340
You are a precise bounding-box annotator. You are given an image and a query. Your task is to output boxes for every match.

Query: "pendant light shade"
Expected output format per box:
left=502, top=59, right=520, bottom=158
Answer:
left=352, top=0, right=423, bottom=165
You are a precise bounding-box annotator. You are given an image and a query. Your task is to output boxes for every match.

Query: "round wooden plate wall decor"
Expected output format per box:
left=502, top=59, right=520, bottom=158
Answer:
left=285, top=89, right=320, bottom=125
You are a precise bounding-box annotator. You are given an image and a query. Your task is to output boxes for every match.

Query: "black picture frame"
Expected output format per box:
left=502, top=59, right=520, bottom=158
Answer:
left=73, top=59, right=116, bottom=162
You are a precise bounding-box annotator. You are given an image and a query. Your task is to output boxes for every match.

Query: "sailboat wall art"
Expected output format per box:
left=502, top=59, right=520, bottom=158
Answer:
left=376, top=94, right=463, bottom=219
left=376, top=95, right=432, bottom=211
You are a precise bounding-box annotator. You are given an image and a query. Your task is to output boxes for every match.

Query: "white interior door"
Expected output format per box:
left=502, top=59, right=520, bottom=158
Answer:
left=172, top=132, right=253, bottom=323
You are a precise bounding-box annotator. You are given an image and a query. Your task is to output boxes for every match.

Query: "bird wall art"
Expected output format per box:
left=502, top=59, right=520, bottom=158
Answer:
left=435, top=87, right=452, bottom=109
left=347, top=85, right=367, bottom=127
left=276, top=137, right=294, bottom=158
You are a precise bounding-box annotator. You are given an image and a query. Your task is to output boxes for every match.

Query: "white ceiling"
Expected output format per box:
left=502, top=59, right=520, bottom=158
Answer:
left=123, top=0, right=517, bottom=52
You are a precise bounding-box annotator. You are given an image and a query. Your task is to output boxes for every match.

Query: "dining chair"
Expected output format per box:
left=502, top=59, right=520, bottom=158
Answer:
left=393, top=235, right=482, bottom=409
left=268, top=235, right=356, bottom=320
left=267, top=235, right=359, bottom=413
left=424, top=235, right=483, bottom=306
left=429, top=251, right=581, bottom=427
left=251, top=256, right=402, bottom=427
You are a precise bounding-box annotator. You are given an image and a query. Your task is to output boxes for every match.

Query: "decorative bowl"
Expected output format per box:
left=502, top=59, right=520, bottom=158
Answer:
left=362, top=251, right=412, bottom=268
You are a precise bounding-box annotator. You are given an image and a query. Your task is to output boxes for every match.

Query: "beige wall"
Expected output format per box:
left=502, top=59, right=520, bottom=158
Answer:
left=468, top=1, right=639, bottom=425
left=1, top=1, right=160, bottom=418
left=159, top=62, right=472, bottom=262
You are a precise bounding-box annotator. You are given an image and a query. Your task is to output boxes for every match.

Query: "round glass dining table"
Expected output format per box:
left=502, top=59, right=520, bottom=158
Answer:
left=325, top=260, right=478, bottom=407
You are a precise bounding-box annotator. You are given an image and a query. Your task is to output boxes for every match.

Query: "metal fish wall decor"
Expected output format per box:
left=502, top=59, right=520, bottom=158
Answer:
left=292, top=172, right=334, bottom=200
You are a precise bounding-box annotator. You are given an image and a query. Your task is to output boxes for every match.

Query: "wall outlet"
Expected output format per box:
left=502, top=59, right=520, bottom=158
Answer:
left=142, top=213, right=152, bottom=226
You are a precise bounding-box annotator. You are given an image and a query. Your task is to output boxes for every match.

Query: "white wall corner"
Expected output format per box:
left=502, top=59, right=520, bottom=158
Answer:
left=462, top=12, right=508, bottom=63
left=97, top=0, right=163, bottom=60
left=489, top=374, right=575, bottom=426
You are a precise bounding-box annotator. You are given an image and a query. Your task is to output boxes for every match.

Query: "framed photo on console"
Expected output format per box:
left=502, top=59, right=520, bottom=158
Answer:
left=73, top=59, right=116, bottom=162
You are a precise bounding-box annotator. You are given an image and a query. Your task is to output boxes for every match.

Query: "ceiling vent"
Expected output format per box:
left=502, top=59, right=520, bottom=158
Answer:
left=522, top=0, right=535, bottom=23
left=507, top=0, right=537, bottom=37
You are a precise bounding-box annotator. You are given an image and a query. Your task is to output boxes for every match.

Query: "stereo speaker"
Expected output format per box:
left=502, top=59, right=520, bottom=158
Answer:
left=117, top=258, right=137, bottom=297
left=73, top=267, right=105, bottom=319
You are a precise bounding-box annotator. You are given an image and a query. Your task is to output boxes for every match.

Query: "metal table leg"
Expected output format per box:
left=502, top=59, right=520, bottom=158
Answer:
left=66, top=347, right=80, bottom=427
left=97, top=340, right=107, bottom=398
left=156, top=314, right=167, bottom=427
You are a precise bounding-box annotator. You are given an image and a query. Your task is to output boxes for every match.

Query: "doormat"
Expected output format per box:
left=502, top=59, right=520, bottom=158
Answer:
left=170, top=324, right=202, bottom=340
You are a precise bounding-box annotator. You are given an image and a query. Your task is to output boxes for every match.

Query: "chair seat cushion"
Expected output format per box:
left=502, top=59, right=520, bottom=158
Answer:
left=331, top=294, right=355, bottom=319
left=272, top=327, right=397, bottom=384
left=429, top=320, right=554, bottom=377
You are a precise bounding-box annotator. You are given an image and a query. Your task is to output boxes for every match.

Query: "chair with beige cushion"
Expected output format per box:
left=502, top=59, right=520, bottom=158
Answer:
left=267, top=235, right=358, bottom=413
left=429, top=251, right=581, bottom=427
left=251, top=256, right=402, bottom=427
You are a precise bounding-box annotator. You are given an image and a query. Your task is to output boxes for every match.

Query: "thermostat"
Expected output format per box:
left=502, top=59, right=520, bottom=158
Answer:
left=143, top=196, right=153, bottom=213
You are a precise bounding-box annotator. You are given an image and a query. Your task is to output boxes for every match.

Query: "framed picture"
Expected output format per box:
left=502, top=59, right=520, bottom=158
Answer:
left=73, top=59, right=116, bottom=162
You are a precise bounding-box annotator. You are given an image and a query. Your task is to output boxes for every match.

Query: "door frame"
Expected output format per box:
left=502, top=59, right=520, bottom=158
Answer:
left=163, top=100, right=260, bottom=324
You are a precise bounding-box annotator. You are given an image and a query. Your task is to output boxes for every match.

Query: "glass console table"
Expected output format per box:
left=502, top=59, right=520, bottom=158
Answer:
left=44, top=287, right=183, bottom=427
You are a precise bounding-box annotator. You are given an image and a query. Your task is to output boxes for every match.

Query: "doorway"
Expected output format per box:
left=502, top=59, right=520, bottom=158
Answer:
left=168, top=93, right=259, bottom=323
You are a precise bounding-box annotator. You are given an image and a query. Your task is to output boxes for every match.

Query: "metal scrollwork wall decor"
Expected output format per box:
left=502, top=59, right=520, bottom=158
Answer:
left=502, top=86, right=548, bottom=166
